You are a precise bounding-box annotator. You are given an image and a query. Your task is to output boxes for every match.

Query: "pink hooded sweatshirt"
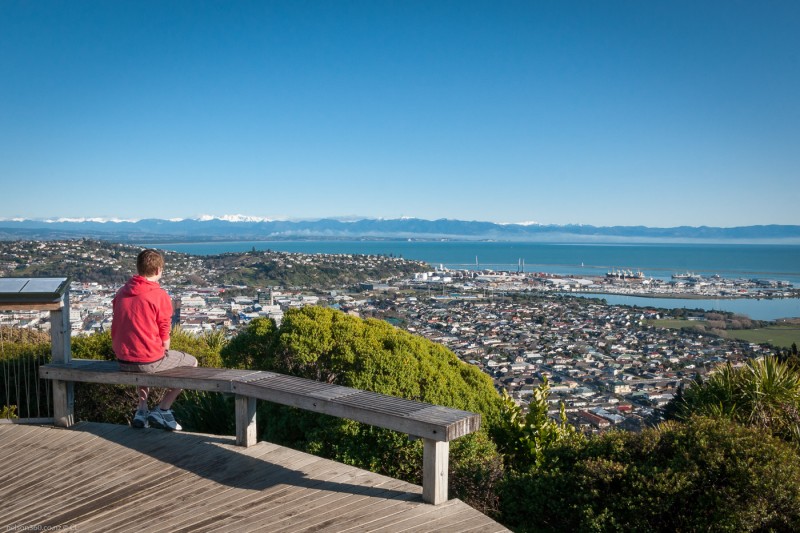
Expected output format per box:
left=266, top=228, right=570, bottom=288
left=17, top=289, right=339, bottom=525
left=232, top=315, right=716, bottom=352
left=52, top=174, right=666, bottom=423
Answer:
left=111, top=275, right=173, bottom=364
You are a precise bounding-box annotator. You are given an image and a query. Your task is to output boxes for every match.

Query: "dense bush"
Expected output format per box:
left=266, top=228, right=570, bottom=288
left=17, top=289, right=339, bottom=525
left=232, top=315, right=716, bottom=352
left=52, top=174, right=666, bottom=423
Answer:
left=492, top=377, right=583, bottom=472
left=223, top=309, right=502, bottom=424
left=500, top=416, right=800, bottom=532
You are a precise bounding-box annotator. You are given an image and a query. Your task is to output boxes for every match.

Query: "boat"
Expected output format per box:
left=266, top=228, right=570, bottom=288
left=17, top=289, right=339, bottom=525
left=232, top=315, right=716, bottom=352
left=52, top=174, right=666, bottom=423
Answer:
left=606, top=268, right=645, bottom=280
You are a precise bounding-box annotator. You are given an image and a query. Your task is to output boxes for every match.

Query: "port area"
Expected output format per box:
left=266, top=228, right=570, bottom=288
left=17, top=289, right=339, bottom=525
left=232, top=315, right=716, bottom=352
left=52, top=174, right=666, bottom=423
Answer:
left=415, top=268, right=799, bottom=301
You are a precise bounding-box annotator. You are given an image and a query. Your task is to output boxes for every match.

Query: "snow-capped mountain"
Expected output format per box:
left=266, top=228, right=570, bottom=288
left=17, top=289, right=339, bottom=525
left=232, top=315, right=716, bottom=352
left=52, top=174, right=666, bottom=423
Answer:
left=0, top=216, right=799, bottom=243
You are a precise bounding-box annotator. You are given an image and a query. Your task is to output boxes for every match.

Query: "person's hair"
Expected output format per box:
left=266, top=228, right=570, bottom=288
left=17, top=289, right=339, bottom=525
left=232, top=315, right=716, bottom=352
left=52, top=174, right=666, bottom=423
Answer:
left=136, top=249, right=164, bottom=277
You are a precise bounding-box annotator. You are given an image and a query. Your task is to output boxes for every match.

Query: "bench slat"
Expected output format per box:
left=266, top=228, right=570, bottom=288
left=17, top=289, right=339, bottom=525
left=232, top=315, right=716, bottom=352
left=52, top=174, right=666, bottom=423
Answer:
left=39, top=361, right=257, bottom=393
left=239, top=374, right=480, bottom=438
left=230, top=380, right=477, bottom=441
left=39, top=360, right=481, bottom=441
left=242, top=374, right=363, bottom=403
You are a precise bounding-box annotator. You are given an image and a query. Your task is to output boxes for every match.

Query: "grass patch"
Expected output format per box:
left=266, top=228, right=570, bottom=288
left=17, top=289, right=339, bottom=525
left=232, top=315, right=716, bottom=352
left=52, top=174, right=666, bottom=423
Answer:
left=649, top=319, right=799, bottom=349
left=718, top=326, right=800, bottom=349
left=650, top=319, right=700, bottom=330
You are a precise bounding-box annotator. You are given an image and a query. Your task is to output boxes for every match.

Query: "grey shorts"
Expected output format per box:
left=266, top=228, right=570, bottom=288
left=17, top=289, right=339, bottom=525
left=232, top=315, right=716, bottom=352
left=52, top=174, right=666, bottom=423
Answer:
left=118, top=350, right=198, bottom=373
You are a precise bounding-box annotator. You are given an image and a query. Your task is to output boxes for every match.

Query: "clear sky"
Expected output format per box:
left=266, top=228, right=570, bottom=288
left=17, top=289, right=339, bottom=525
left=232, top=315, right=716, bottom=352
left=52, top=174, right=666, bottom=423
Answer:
left=1, top=1, right=798, bottom=227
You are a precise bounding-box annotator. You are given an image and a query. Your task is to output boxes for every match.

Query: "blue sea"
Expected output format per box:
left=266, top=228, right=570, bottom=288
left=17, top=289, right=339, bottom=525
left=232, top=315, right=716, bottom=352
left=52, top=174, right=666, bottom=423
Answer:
left=147, top=240, right=800, bottom=320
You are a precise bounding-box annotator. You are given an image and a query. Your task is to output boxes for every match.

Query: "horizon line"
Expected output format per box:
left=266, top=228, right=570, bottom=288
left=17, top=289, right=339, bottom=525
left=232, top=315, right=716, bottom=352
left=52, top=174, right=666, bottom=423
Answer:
left=1, top=215, right=798, bottom=230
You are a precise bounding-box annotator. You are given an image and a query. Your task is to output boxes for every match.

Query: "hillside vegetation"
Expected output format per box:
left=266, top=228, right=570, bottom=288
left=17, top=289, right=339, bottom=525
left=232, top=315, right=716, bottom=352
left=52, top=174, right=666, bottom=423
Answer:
left=0, top=239, right=428, bottom=289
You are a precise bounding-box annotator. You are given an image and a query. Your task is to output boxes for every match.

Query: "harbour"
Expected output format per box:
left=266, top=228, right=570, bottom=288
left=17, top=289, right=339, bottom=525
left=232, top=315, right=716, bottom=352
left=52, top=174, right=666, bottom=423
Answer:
left=152, top=240, right=800, bottom=284
left=566, top=293, right=800, bottom=321
left=148, top=240, right=800, bottom=320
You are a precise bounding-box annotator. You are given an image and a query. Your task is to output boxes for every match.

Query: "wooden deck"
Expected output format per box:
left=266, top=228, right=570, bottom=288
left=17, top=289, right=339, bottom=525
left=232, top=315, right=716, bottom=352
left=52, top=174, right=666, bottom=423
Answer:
left=0, top=422, right=508, bottom=532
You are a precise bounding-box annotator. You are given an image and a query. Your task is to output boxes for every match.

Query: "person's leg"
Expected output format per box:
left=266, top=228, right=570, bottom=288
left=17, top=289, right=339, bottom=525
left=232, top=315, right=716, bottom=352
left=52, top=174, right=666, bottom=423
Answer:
left=131, top=386, right=150, bottom=428
left=158, top=389, right=182, bottom=410
left=118, top=360, right=153, bottom=428
left=157, top=352, right=198, bottom=409
left=137, top=386, right=149, bottom=411
left=148, top=351, right=198, bottom=430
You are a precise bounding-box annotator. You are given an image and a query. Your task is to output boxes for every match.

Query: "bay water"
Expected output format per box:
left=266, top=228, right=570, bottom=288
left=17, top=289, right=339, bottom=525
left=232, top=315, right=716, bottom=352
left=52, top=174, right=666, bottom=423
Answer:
left=148, top=240, right=800, bottom=320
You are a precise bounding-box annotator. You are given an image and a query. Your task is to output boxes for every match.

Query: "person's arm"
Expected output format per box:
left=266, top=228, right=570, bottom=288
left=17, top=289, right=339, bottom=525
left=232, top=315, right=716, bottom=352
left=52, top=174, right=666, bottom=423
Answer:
left=158, top=290, right=173, bottom=353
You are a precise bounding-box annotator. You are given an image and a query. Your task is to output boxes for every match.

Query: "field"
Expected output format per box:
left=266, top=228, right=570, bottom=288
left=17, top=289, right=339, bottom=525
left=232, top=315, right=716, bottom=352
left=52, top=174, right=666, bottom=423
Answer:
left=718, top=326, right=800, bottom=349
left=650, top=319, right=800, bottom=349
left=649, top=319, right=702, bottom=330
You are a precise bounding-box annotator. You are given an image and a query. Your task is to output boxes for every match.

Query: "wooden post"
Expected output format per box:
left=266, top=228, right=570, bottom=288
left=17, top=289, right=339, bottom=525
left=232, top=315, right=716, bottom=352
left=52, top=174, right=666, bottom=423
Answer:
left=235, top=394, right=257, bottom=447
left=422, top=438, right=449, bottom=505
left=50, top=289, right=74, bottom=427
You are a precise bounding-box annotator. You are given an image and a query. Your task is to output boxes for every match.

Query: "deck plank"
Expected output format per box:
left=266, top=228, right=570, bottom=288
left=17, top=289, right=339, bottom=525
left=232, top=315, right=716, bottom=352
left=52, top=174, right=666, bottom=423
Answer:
left=76, top=436, right=313, bottom=530
left=276, top=480, right=421, bottom=533
left=374, top=500, right=472, bottom=533
left=143, top=453, right=326, bottom=533
left=199, top=459, right=383, bottom=532
left=234, top=473, right=413, bottom=532
left=0, top=422, right=507, bottom=532
left=1, top=426, right=108, bottom=502
left=94, top=450, right=326, bottom=532
left=351, top=501, right=457, bottom=533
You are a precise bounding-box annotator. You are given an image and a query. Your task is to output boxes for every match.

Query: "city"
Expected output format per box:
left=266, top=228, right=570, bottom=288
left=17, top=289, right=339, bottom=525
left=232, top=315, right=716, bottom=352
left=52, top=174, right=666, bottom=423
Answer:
left=1, top=239, right=790, bottom=434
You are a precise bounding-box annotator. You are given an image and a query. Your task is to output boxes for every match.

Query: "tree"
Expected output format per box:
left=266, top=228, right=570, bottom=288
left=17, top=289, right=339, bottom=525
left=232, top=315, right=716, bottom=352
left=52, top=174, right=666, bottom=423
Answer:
left=220, top=317, right=277, bottom=370
left=218, top=306, right=505, bottom=507
left=672, top=356, right=800, bottom=445
left=227, top=307, right=503, bottom=423
left=780, top=342, right=800, bottom=370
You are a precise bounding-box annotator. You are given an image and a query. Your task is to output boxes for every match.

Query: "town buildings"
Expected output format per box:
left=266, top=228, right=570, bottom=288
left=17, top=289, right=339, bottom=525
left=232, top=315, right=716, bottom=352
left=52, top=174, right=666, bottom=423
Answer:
left=0, top=239, right=788, bottom=433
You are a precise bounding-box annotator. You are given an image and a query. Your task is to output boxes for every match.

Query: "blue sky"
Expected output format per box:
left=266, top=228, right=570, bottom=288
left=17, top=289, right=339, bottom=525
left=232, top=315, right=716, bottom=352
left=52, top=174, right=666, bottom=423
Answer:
left=1, top=1, right=798, bottom=227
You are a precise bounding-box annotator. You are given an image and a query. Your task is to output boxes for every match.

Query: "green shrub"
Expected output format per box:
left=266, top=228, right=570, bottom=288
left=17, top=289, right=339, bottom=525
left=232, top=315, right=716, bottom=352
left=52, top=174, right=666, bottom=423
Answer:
left=673, top=356, right=800, bottom=445
left=500, top=416, right=800, bottom=532
left=70, top=330, right=114, bottom=360
left=492, top=377, right=583, bottom=472
left=172, top=390, right=236, bottom=435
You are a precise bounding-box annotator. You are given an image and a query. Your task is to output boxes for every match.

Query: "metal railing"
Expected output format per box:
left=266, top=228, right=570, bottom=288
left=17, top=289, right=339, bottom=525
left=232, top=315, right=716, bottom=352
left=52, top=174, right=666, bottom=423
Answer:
left=0, top=341, right=53, bottom=421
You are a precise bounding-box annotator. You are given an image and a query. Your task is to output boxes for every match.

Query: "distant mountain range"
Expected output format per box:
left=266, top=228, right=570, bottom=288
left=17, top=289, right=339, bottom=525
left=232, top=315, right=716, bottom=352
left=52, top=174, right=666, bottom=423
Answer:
left=1, top=217, right=799, bottom=243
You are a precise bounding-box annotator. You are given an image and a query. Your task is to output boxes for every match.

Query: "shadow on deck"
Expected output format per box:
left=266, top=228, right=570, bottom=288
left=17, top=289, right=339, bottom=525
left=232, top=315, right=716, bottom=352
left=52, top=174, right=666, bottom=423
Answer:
left=0, top=422, right=508, bottom=532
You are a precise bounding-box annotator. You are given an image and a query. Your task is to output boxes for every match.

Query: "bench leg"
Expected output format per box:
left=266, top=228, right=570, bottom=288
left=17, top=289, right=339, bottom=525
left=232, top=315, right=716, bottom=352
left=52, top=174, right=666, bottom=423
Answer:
left=235, top=395, right=257, bottom=447
left=53, top=379, right=74, bottom=427
left=422, top=439, right=449, bottom=505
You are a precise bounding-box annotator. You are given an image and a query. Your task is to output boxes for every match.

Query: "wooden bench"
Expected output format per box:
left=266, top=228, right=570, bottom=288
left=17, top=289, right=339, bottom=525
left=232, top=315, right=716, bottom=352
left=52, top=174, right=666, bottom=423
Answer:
left=39, top=359, right=481, bottom=505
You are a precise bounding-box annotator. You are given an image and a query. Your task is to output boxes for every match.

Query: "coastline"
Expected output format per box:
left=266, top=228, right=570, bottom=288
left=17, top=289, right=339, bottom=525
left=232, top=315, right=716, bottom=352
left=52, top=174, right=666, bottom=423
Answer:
left=570, top=291, right=739, bottom=301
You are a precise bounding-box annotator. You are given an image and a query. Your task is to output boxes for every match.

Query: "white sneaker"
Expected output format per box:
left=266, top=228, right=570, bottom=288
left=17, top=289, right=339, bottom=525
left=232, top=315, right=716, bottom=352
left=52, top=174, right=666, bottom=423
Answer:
left=147, top=408, right=182, bottom=431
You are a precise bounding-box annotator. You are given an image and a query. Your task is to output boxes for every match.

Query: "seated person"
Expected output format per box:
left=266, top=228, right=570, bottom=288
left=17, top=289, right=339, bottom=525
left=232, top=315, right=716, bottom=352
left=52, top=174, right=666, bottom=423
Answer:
left=111, top=249, right=197, bottom=430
